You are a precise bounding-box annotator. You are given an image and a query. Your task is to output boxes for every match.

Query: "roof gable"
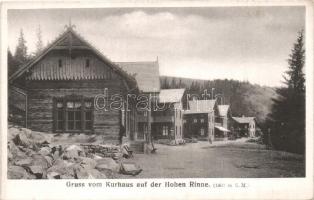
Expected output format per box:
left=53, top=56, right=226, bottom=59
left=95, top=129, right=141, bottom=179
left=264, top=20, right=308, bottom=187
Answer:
left=232, top=117, right=255, bottom=124
left=158, top=88, right=185, bottom=103
left=217, top=105, right=230, bottom=117
left=185, top=99, right=217, bottom=114
left=9, top=27, right=137, bottom=88
left=116, top=61, right=160, bottom=93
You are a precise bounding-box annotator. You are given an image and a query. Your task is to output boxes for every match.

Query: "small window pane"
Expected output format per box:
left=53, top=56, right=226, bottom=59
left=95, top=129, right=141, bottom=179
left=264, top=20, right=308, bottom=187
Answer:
left=68, top=121, right=74, bottom=130
left=57, top=111, right=64, bottom=120
left=75, top=121, right=81, bottom=130
left=75, top=111, right=81, bottom=120
left=68, top=112, right=74, bottom=120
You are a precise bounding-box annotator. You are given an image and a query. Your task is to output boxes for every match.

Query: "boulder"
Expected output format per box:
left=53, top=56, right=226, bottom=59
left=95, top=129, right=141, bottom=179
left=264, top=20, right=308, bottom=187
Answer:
left=29, top=165, right=46, bottom=179
left=14, top=158, right=33, bottom=167
left=79, top=157, right=97, bottom=170
left=31, top=154, right=49, bottom=170
left=47, top=159, right=76, bottom=178
left=95, top=158, right=120, bottom=172
left=61, top=174, right=75, bottom=179
left=8, top=165, right=28, bottom=179
left=62, top=145, right=85, bottom=160
left=52, top=150, right=61, bottom=160
left=74, top=166, right=89, bottom=179
left=44, top=156, right=54, bottom=167
left=72, top=165, right=106, bottom=179
left=86, top=169, right=107, bottom=179
left=92, top=154, right=103, bottom=160
left=8, top=141, right=26, bottom=159
left=47, top=171, right=61, bottom=179
left=13, top=132, right=31, bottom=147
left=120, top=162, right=142, bottom=176
left=112, top=152, right=123, bottom=160
left=38, top=147, right=51, bottom=156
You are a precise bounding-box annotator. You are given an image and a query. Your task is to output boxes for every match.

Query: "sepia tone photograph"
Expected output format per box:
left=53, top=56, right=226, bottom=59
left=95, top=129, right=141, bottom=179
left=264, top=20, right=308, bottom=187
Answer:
left=6, top=5, right=307, bottom=181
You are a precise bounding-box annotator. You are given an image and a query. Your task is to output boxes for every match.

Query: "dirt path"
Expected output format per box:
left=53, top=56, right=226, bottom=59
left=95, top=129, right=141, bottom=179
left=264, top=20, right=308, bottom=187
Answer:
left=118, top=140, right=305, bottom=178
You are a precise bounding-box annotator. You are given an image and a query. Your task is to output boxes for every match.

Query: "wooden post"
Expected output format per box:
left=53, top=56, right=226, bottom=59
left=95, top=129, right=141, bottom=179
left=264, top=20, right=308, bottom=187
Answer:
left=147, top=93, right=152, bottom=145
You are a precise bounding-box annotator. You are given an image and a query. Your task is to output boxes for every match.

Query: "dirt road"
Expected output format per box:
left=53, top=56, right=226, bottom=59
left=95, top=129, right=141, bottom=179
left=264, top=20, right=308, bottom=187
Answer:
left=119, top=139, right=305, bottom=178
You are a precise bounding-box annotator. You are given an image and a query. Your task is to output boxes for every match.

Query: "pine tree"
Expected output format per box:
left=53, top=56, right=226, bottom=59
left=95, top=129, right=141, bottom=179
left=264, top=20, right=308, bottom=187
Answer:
left=171, top=78, right=177, bottom=89
left=267, top=30, right=305, bottom=154
left=8, top=49, right=18, bottom=76
left=14, top=29, right=28, bottom=67
left=35, top=25, right=44, bottom=54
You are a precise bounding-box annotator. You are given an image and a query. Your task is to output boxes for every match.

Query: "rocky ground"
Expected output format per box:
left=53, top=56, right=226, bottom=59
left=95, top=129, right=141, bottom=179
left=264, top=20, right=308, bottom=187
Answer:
left=7, top=125, right=305, bottom=179
left=7, top=125, right=142, bottom=179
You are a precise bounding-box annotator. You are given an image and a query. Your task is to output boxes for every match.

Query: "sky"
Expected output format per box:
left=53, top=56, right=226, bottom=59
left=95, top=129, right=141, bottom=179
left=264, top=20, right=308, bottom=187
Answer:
left=8, top=7, right=305, bottom=87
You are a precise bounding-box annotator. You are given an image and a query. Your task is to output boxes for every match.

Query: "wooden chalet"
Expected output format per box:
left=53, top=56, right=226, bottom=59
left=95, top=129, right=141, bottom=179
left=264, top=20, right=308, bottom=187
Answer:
left=215, top=105, right=232, bottom=140
left=231, top=116, right=256, bottom=138
left=183, top=99, right=217, bottom=141
left=152, top=88, right=185, bottom=142
left=9, top=26, right=139, bottom=144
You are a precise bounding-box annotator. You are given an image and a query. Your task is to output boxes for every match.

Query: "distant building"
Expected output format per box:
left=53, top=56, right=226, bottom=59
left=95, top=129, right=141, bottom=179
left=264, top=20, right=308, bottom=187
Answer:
left=152, top=88, right=185, bottom=142
left=231, top=116, right=256, bottom=137
left=215, top=105, right=232, bottom=140
left=183, top=99, right=217, bottom=141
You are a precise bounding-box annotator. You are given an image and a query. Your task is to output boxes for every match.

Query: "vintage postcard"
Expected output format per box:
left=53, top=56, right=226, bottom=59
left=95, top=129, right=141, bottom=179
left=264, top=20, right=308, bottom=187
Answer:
left=0, top=0, right=313, bottom=199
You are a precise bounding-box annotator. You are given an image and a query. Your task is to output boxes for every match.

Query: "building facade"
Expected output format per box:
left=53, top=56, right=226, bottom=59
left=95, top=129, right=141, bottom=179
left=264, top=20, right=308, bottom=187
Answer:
left=183, top=100, right=217, bottom=141
left=152, top=89, right=185, bottom=143
left=231, top=116, right=256, bottom=138
left=9, top=27, right=138, bottom=144
left=214, top=105, right=232, bottom=140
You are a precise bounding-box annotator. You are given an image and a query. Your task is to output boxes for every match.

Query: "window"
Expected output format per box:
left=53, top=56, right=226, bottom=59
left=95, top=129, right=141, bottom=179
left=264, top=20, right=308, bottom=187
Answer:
left=200, top=128, right=205, bottom=136
left=85, top=59, right=90, bottom=68
left=67, top=101, right=82, bottom=130
left=56, top=100, right=64, bottom=131
left=58, top=59, right=62, bottom=68
left=193, top=118, right=197, bottom=123
left=162, top=125, right=168, bottom=136
left=54, top=98, right=93, bottom=132
left=200, top=118, right=205, bottom=123
left=84, top=100, right=93, bottom=131
left=183, top=119, right=186, bottom=124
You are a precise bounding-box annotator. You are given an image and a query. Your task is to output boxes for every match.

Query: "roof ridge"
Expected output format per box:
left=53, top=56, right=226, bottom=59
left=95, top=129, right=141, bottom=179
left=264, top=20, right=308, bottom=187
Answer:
left=9, top=26, right=137, bottom=89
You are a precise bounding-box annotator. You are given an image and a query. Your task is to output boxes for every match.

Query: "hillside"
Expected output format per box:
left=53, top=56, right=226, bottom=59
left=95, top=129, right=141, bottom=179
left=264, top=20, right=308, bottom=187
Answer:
left=160, top=76, right=276, bottom=125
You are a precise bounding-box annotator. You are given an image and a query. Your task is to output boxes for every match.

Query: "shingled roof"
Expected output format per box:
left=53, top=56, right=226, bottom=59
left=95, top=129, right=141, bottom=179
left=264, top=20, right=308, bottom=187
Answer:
left=217, top=105, right=230, bottom=117
left=185, top=99, right=217, bottom=114
left=116, top=61, right=160, bottom=93
left=232, top=117, right=255, bottom=124
left=158, top=88, right=185, bottom=103
left=9, top=27, right=137, bottom=89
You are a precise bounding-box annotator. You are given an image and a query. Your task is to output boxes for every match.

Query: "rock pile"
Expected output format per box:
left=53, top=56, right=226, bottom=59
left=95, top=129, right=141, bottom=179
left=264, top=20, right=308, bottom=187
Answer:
left=8, top=126, right=142, bottom=179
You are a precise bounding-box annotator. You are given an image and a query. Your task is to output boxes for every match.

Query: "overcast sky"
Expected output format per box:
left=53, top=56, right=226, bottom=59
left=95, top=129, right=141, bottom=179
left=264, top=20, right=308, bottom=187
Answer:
left=8, top=7, right=305, bottom=87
